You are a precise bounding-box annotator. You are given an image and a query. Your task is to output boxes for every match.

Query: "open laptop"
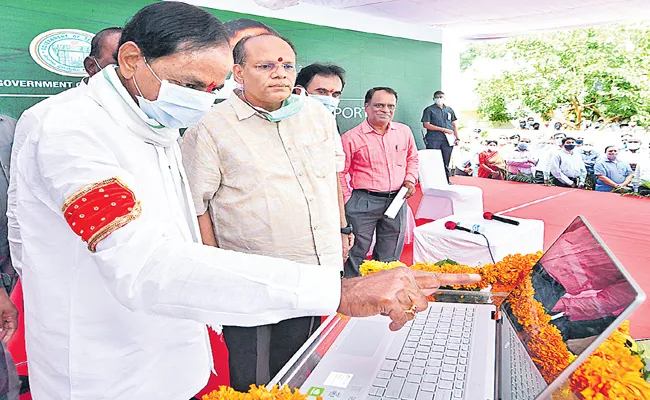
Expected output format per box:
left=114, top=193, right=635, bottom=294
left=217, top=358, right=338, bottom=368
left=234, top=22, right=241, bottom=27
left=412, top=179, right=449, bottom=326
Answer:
left=270, top=216, right=646, bottom=400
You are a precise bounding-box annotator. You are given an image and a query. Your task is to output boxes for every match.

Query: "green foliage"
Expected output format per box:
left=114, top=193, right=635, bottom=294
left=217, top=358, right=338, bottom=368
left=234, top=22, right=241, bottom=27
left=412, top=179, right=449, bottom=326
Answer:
left=507, top=172, right=535, bottom=183
left=434, top=259, right=459, bottom=266
left=464, top=24, right=650, bottom=125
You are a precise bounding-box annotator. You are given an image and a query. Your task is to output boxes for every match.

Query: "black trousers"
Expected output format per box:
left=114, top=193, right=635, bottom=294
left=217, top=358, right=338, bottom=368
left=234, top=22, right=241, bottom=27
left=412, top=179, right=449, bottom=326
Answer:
left=425, top=139, right=453, bottom=183
left=222, top=316, right=321, bottom=391
left=454, top=167, right=470, bottom=177
left=551, top=176, right=574, bottom=188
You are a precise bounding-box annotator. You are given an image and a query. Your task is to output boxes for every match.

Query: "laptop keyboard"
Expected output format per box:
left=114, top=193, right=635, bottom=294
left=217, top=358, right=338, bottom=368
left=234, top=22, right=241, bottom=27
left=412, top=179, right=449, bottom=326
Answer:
left=508, top=325, right=545, bottom=400
left=368, top=305, right=475, bottom=400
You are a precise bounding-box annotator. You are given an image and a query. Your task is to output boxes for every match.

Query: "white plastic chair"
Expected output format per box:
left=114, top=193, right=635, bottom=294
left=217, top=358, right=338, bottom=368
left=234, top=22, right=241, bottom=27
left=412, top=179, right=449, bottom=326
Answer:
left=415, top=149, right=484, bottom=220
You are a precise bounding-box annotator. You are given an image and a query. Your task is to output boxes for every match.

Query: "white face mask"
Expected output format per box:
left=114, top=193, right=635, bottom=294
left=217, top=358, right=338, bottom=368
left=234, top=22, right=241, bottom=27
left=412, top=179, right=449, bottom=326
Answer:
left=310, top=94, right=340, bottom=114
left=628, top=142, right=641, bottom=151
left=133, top=60, right=217, bottom=129
left=434, top=98, right=444, bottom=105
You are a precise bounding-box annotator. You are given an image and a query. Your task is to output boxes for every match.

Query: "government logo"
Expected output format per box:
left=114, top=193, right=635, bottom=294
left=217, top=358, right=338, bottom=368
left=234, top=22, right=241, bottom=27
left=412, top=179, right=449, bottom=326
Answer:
left=29, top=29, right=94, bottom=77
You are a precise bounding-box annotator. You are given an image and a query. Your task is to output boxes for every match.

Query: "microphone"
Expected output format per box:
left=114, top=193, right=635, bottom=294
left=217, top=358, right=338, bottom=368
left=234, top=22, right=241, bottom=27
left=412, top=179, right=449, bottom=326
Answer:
left=444, top=221, right=476, bottom=234
left=483, top=212, right=520, bottom=226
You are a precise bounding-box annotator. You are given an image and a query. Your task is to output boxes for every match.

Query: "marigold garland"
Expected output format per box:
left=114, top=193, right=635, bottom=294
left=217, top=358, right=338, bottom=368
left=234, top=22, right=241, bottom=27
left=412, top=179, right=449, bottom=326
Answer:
left=202, top=385, right=320, bottom=400
left=359, top=254, right=650, bottom=400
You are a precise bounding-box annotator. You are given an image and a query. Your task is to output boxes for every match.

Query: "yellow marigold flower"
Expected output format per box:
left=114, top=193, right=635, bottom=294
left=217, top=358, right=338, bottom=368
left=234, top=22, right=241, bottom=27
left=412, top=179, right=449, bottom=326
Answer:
left=202, top=385, right=320, bottom=400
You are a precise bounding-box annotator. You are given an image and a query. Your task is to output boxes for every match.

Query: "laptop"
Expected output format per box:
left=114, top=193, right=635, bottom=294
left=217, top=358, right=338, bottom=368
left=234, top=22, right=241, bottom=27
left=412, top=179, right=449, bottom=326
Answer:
left=269, top=216, right=646, bottom=400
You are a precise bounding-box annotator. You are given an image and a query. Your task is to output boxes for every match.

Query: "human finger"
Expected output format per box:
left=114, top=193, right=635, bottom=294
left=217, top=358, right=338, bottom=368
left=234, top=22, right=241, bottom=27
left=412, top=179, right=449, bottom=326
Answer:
left=387, top=305, right=411, bottom=331
left=436, top=273, right=482, bottom=287
left=412, top=271, right=481, bottom=294
left=2, top=324, right=16, bottom=343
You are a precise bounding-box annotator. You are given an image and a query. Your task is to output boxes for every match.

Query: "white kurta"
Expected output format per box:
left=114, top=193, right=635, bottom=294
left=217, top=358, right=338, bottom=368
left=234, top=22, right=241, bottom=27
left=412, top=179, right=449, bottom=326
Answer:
left=13, top=67, right=341, bottom=400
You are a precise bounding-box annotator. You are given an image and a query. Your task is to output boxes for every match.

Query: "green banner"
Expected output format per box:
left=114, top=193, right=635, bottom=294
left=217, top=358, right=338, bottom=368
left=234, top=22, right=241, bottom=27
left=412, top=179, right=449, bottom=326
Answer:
left=0, top=0, right=441, bottom=147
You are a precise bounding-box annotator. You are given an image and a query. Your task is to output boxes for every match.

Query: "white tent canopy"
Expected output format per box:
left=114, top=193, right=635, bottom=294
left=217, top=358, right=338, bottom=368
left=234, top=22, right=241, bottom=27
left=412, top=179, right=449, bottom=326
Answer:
left=253, top=0, right=650, bottom=39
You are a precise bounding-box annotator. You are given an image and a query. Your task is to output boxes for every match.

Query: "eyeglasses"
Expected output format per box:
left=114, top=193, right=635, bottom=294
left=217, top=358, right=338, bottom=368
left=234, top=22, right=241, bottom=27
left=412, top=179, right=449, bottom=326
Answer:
left=520, top=140, right=531, bottom=143
left=252, top=62, right=296, bottom=74
left=371, top=103, right=396, bottom=111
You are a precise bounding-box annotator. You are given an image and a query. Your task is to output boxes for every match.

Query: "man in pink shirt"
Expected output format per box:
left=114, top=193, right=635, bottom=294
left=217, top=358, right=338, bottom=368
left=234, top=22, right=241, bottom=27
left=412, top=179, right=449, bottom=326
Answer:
left=340, top=87, right=419, bottom=277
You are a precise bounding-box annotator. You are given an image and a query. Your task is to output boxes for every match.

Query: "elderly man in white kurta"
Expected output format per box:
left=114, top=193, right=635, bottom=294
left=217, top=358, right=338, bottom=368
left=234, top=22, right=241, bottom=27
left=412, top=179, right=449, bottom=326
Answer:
left=11, top=3, right=480, bottom=400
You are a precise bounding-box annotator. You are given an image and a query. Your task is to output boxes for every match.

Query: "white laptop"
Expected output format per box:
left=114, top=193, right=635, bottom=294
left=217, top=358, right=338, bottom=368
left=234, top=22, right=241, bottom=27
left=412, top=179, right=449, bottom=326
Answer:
left=269, top=216, right=645, bottom=400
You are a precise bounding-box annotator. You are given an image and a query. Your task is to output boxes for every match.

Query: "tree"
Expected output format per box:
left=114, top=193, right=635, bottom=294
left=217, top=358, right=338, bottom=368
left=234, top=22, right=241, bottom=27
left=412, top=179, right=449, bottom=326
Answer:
left=463, top=24, right=650, bottom=126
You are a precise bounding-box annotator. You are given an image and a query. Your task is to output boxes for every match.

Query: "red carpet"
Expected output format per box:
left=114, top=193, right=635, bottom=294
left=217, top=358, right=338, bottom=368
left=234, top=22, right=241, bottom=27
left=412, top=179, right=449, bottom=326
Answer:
left=403, top=176, right=650, bottom=340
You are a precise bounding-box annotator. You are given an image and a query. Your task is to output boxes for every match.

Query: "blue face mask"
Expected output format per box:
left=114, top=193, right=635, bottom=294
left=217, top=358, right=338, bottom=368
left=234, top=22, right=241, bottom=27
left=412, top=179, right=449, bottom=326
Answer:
left=564, top=144, right=576, bottom=151
left=133, top=60, right=217, bottom=129
left=310, top=94, right=340, bottom=114
left=434, top=98, right=444, bottom=106
left=518, top=143, right=529, bottom=150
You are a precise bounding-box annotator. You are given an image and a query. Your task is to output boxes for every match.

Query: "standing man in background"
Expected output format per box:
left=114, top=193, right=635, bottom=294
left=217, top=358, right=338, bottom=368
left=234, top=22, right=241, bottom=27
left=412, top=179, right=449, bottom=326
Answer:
left=82, top=27, right=123, bottom=83
left=422, top=91, right=459, bottom=183
left=295, top=62, right=355, bottom=261
left=341, top=87, right=419, bottom=277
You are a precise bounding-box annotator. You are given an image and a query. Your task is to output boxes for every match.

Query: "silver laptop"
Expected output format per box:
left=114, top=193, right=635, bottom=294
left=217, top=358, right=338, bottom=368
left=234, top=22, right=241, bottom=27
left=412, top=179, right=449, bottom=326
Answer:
left=270, top=216, right=645, bottom=400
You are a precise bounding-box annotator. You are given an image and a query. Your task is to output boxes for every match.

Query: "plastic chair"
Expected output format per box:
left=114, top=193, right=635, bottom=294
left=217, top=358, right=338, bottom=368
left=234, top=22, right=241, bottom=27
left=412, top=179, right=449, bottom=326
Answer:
left=415, top=149, right=484, bottom=220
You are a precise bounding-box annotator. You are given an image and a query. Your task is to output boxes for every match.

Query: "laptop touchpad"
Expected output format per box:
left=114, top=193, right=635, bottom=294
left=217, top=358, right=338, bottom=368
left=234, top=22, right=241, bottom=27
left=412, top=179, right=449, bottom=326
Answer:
left=338, top=319, right=386, bottom=357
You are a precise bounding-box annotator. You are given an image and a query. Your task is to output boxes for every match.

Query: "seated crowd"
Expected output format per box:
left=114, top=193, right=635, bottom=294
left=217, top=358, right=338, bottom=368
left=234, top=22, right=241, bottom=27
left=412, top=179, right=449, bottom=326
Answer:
left=451, top=123, right=650, bottom=195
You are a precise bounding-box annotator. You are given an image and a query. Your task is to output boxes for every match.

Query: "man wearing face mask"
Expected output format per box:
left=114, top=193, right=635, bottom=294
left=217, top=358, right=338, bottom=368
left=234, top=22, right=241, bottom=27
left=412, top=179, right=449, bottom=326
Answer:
left=13, top=4, right=478, bottom=399
left=549, top=137, right=587, bottom=188
left=421, top=91, right=458, bottom=184
left=506, top=137, right=538, bottom=177
left=581, top=142, right=600, bottom=189
left=594, top=146, right=633, bottom=192
left=295, top=63, right=345, bottom=115
left=620, top=137, right=643, bottom=171
left=181, top=35, right=349, bottom=391
left=294, top=63, right=354, bottom=262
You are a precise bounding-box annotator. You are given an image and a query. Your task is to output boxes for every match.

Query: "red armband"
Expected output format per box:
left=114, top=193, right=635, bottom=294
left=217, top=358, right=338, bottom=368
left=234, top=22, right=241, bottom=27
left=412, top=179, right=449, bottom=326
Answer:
left=62, top=177, right=141, bottom=252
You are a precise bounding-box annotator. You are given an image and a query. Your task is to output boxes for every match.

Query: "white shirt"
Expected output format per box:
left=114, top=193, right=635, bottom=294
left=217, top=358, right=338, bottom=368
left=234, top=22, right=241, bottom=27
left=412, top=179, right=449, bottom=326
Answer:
left=8, top=81, right=88, bottom=276
left=550, top=149, right=587, bottom=185
left=14, top=67, right=340, bottom=400
left=635, top=156, right=650, bottom=181
left=620, top=149, right=643, bottom=168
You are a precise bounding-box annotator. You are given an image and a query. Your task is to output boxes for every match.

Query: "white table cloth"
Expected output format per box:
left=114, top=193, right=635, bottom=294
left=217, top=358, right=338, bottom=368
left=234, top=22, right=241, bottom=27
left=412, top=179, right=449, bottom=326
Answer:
left=413, top=215, right=544, bottom=267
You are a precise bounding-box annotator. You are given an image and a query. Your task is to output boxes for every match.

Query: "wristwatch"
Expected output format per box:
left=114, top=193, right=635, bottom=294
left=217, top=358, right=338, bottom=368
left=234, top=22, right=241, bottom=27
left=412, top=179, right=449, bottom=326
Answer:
left=341, top=223, right=353, bottom=235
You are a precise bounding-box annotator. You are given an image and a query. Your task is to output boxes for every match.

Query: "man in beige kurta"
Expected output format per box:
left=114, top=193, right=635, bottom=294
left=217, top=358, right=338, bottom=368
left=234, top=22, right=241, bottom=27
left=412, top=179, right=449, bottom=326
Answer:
left=182, top=33, right=345, bottom=390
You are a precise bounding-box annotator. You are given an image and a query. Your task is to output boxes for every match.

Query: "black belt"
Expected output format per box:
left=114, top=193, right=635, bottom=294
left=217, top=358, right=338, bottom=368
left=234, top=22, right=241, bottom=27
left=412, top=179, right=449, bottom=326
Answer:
left=356, top=189, right=400, bottom=198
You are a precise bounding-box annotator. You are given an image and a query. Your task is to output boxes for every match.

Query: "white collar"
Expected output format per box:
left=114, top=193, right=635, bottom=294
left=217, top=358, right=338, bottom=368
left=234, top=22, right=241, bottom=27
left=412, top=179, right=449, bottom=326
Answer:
left=89, top=66, right=180, bottom=148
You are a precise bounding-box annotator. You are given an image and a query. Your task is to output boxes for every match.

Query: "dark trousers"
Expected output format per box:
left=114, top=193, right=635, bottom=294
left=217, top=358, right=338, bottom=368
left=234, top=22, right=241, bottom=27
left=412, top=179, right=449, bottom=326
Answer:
left=453, top=167, right=470, bottom=177
left=222, top=316, right=321, bottom=392
left=425, top=139, right=453, bottom=183
left=343, top=190, right=407, bottom=278
left=551, top=176, right=574, bottom=188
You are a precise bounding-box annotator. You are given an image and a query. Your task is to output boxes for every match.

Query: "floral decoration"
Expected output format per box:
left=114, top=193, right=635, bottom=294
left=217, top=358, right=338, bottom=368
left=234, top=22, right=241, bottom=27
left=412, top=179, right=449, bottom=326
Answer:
left=358, top=253, right=650, bottom=399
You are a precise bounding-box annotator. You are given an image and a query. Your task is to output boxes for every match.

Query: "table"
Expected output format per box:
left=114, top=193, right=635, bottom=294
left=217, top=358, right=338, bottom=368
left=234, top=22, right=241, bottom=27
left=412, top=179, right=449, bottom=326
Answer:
left=413, top=215, right=544, bottom=266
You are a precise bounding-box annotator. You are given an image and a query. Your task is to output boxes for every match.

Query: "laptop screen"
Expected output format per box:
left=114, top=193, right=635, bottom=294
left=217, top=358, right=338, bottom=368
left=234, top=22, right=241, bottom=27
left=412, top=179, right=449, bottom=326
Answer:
left=500, top=216, right=642, bottom=387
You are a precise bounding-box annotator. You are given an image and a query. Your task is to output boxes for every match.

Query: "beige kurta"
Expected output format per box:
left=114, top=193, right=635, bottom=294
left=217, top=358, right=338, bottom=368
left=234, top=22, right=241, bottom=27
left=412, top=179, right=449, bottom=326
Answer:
left=182, top=92, right=344, bottom=267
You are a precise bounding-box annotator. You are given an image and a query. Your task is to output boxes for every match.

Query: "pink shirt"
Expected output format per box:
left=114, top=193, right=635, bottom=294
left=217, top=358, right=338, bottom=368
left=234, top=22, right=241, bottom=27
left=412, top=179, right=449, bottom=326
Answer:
left=339, top=119, right=419, bottom=200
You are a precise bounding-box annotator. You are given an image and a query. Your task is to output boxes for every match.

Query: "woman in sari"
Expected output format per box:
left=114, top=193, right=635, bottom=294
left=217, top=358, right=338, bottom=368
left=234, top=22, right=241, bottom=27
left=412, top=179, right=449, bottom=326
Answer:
left=478, top=140, right=506, bottom=179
